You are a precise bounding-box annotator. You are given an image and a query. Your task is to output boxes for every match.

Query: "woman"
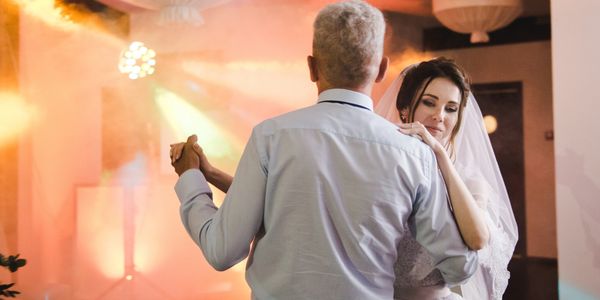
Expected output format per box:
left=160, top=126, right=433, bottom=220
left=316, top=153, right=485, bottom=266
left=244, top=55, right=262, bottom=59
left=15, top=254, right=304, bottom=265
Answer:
left=170, top=57, right=517, bottom=299
left=376, top=57, right=518, bottom=299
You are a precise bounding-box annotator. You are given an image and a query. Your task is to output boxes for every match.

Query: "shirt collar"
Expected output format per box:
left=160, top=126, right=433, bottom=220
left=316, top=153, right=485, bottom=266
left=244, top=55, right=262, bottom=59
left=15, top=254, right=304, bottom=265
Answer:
left=317, top=89, right=374, bottom=111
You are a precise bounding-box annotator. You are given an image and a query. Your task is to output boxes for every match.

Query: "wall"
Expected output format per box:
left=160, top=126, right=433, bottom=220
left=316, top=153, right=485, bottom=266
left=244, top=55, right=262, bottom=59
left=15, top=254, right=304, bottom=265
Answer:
left=17, top=9, right=120, bottom=297
left=552, top=0, right=600, bottom=298
left=0, top=0, right=20, bottom=257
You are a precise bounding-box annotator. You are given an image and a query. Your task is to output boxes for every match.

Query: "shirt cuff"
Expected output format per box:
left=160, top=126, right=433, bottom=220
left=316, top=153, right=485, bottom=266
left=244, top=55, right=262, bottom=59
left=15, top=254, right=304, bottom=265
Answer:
left=174, top=169, right=212, bottom=203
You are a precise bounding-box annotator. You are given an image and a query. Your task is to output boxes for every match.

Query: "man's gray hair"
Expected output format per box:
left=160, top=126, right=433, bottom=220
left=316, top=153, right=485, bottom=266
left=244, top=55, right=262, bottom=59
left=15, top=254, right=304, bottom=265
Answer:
left=313, top=0, right=385, bottom=88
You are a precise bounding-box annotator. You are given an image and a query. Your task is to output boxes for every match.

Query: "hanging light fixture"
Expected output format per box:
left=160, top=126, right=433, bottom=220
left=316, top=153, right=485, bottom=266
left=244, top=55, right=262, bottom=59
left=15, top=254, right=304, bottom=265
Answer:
left=110, top=0, right=229, bottom=26
left=156, top=0, right=205, bottom=26
left=432, top=0, right=523, bottom=43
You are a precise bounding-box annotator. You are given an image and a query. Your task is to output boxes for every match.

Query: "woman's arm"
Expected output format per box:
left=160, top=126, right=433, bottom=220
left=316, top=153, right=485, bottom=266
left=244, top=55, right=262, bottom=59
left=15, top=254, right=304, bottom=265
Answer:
left=197, top=144, right=233, bottom=193
left=431, top=144, right=489, bottom=250
left=170, top=142, right=233, bottom=193
left=398, top=122, right=490, bottom=250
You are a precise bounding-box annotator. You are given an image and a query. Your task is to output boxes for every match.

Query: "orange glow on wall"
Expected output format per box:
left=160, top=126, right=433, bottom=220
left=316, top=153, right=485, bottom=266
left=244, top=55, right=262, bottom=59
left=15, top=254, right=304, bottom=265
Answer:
left=388, top=48, right=434, bottom=76
left=181, top=59, right=315, bottom=109
left=10, top=0, right=78, bottom=31
left=0, top=92, right=37, bottom=147
left=75, top=187, right=126, bottom=280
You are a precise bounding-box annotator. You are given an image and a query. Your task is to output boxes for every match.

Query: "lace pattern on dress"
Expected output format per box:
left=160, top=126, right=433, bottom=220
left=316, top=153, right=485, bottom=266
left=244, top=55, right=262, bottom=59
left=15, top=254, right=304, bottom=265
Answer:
left=394, top=227, right=445, bottom=289
left=476, top=215, right=513, bottom=300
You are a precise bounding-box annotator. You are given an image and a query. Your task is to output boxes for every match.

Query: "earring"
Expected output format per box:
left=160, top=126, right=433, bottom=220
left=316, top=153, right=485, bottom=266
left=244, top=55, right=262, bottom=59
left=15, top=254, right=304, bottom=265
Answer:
left=400, top=110, right=408, bottom=122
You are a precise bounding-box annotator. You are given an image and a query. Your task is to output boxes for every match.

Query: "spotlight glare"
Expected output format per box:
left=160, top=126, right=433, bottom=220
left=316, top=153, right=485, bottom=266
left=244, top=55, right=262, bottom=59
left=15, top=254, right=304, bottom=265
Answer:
left=483, top=115, right=498, bottom=134
left=0, top=92, right=38, bottom=146
left=118, top=41, right=157, bottom=80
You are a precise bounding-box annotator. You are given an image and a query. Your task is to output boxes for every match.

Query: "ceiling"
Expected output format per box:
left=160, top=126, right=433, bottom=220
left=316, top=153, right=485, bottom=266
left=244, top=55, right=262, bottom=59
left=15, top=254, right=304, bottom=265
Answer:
left=96, top=0, right=549, bottom=17
left=95, top=0, right=148, bottom=13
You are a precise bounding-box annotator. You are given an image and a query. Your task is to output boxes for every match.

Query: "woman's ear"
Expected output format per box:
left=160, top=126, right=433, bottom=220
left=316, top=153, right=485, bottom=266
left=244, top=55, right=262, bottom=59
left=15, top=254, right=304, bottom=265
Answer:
left=400, top=108, right=409, bottom=122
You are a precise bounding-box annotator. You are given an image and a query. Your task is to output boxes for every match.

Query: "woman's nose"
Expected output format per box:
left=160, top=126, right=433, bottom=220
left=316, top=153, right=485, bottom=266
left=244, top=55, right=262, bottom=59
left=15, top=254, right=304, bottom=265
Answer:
left=431, top=109, right=444, bottom=122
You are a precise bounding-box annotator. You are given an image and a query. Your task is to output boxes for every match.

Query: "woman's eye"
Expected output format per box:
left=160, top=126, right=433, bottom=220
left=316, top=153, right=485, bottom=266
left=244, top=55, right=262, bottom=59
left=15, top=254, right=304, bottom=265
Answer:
left=446, top=106, right=458, bottom=113
left=422, top=99, right=435, bottom=107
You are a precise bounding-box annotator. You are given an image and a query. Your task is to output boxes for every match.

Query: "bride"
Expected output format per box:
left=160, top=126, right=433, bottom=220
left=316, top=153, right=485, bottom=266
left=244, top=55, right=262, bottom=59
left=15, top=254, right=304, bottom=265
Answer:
left=376, top=57, right=518, bottom=299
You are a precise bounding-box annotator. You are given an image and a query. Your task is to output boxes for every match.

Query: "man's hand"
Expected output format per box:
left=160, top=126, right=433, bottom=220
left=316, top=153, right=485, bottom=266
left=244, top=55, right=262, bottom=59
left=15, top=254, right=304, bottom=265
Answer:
left=170, top=136, right=214, bottom=177
left=171, top=135, right=201, bottom=176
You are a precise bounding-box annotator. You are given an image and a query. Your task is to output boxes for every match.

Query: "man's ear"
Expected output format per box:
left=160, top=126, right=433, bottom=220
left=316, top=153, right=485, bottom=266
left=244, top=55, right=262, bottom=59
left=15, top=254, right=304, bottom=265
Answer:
left=375, top=56, right=389, bottom=83
left=307, top=55, right=318, bottom=82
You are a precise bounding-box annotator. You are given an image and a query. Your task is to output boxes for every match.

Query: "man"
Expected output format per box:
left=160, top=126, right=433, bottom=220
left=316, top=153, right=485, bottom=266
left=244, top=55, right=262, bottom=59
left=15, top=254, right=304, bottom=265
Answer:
left=172, top=1, right=477, bottom=299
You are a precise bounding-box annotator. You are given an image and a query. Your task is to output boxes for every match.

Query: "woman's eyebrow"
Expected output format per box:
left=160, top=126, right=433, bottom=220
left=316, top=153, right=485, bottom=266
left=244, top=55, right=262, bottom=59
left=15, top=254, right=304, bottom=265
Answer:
left=422, top=93, right=439, bottom=99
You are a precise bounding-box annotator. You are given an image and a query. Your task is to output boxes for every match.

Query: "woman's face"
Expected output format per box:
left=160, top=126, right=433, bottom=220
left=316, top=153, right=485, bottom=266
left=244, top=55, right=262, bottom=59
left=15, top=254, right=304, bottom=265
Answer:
left=412, top=77, right=461, bottom=144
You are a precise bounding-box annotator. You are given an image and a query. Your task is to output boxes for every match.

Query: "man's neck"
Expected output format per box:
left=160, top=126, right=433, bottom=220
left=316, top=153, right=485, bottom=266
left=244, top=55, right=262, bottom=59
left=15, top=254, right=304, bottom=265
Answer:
left=317, top=82, right=373, bottom=97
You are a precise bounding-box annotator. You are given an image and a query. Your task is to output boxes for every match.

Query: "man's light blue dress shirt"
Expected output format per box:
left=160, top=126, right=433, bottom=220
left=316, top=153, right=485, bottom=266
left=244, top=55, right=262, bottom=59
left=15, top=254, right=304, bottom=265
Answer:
left=175, top=89, right=478, bottom=299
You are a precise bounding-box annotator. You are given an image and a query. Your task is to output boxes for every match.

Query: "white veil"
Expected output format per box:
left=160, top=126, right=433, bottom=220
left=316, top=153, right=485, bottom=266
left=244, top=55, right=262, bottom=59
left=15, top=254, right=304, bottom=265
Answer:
left=375, top=66, right=518, bottom=300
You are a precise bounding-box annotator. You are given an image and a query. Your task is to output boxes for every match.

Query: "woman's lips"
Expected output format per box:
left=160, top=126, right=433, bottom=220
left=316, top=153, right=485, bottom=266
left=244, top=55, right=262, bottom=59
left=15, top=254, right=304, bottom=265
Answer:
left=425, top=126, right=442, bottom=133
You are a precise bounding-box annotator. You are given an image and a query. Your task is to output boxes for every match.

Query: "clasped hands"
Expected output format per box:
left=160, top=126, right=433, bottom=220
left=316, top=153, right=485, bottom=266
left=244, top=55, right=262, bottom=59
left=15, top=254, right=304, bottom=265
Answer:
left=170, top=134, right=212, bottom=177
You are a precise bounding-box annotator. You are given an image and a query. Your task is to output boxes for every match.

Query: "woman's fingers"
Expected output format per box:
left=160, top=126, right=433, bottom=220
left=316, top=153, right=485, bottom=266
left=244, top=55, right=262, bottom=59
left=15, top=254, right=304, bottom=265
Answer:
left=170, top=142, right=186, bottom=163
left=397, top=122, right=424, bottom=134
left=170, top=142, right=208, bottom=171
left=398, top=122, right=436, bottom=146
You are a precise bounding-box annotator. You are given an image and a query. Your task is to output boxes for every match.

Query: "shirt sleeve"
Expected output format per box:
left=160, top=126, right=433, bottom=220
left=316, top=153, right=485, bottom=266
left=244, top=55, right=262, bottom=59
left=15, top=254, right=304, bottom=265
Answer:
left=175, top=129, right=267, bottom=271
left=411, top=151, right=479, bottom=286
